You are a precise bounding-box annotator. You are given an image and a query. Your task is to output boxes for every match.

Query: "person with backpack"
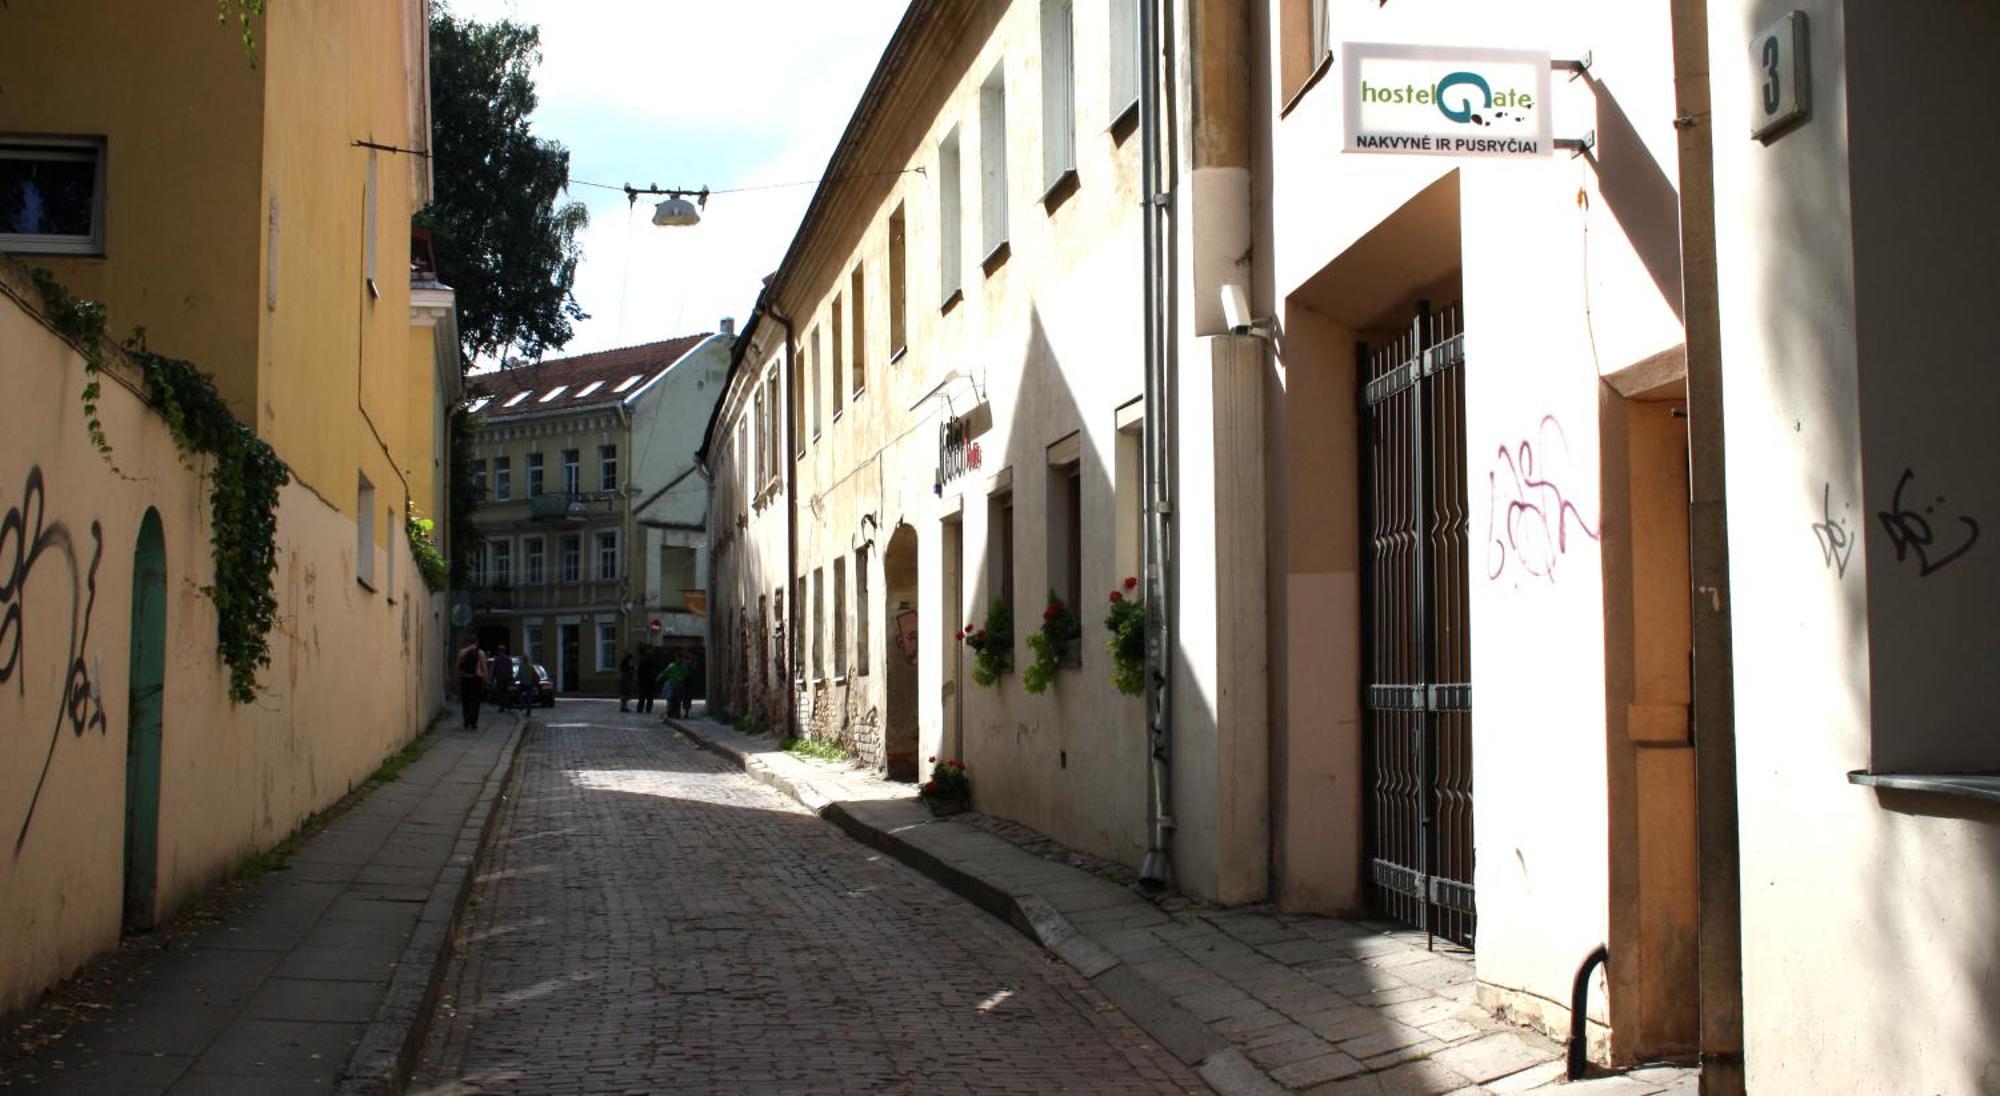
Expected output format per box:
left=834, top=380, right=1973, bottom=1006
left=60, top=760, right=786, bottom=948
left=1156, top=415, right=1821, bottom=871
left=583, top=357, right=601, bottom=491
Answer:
left=455, top=635, right=488, bottom=730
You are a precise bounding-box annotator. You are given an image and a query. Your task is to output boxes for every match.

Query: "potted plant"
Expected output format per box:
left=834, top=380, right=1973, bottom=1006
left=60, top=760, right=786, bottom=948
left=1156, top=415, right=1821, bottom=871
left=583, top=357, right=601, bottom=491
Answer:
left=1023, top=590, right=1081, bottom=694
left=1106, top=576, right=1144, bottom=696
left=960, top=597, right=1013, bottom=686
left=920, top=756, right=971, bottom=816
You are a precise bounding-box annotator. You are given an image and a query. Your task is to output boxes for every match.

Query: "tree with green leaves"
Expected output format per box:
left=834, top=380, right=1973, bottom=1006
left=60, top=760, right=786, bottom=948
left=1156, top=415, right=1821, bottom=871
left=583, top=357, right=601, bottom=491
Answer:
left=421, top=5, right=588, bottom=368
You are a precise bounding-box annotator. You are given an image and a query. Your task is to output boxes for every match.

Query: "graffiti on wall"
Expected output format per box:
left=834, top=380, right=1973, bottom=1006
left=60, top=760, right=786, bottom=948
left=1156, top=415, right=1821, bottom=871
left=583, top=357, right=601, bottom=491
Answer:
left=1877, top=468, right=1979, bottom=578
left=3, top=466, right=108, bottom=853
left=1811, top=482, right=1857, bottom=578
left=1486, top=416, right=1600, bottom=583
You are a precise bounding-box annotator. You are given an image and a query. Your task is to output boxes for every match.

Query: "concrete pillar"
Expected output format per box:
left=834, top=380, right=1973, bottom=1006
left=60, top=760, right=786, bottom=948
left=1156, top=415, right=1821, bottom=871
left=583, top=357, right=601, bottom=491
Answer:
left=1171, top=333, right=1270, bottom=903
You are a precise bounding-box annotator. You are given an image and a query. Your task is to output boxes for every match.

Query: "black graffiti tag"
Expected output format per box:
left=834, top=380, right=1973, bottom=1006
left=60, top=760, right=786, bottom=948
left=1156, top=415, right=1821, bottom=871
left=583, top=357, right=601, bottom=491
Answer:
left=2, top=466, right=107, bottom=855
left=1486, top=415, right=1601, bottom=583
left=1876, top=468, right=1979, bottom=578
left=1811, top=482, right=1856, bottom=578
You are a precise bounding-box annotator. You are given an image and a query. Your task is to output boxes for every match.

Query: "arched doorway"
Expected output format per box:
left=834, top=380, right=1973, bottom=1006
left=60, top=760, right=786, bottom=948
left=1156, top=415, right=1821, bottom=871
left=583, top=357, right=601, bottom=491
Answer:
left=124, top=509, right=166, bottom=931
left=883, top=523, right=919, bottom=781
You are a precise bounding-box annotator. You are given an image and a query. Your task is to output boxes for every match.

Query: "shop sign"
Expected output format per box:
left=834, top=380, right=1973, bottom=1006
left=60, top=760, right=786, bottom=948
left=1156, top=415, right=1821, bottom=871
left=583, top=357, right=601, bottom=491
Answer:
left=936, top=414, right=982, bottom=490
left=1342, top=43, right=1552, bottom=159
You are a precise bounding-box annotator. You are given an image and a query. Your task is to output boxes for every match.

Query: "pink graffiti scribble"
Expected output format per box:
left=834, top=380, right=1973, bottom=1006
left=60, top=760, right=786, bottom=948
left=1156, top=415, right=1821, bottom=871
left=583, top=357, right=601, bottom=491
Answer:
left=1486, top=416, right=1600, bottom=583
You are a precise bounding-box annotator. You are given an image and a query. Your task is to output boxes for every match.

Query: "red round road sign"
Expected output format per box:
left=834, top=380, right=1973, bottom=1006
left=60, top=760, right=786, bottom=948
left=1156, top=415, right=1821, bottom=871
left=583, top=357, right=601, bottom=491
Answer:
left=649, top=619, right=662, bottom=633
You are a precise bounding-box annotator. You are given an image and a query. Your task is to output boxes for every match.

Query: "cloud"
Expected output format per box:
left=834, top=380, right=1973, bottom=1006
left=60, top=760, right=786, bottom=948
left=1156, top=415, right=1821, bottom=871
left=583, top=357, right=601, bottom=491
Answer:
left=442, top=0, right=906, bottom=362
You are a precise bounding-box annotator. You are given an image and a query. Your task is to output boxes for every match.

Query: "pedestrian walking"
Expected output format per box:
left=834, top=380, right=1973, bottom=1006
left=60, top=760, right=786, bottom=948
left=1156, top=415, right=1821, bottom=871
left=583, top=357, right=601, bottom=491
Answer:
left=637, top=646, right=659, bottom=714
left=663, top=653, right=692, bottom=721
left=455, top=634, right=487, bottom=730
left=618, top=651, right=636, bottom=711
left=492, top=643, right=513, bottom=710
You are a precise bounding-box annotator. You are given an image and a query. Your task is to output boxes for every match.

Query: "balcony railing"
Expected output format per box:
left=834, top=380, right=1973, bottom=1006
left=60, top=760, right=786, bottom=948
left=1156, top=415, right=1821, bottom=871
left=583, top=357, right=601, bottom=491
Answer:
left=528, top=492, right=591, bottom=522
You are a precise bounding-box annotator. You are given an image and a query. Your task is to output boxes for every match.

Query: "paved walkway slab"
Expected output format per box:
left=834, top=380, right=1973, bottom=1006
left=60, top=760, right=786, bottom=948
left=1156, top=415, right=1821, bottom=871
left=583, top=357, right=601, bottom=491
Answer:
left=670, top=715, right=1700, bottom=1096
left=0, top=716, right=523, bottom=1095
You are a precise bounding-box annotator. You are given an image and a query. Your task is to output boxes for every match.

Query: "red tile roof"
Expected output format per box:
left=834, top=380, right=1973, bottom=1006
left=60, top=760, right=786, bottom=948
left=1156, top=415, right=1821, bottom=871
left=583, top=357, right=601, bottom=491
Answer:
left=466, top=335, right=711, bottom=420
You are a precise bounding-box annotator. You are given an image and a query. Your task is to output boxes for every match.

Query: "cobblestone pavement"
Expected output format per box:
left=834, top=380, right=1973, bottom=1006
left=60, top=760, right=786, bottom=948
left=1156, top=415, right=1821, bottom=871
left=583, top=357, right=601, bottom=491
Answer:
left=410, top=708, right=1204, bottom=1094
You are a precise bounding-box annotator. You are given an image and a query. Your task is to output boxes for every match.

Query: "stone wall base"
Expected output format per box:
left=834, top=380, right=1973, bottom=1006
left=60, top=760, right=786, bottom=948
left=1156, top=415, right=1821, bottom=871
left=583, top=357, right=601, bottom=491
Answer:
left=1476, top=980, right=1609, bottom=1067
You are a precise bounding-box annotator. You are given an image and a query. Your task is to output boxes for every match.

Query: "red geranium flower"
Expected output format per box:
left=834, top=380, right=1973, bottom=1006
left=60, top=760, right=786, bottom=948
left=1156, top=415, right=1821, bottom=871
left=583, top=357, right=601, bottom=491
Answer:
left=1123, top=576, right=1139, bottom=591
left=1109, top=590, right=1123, bottom=603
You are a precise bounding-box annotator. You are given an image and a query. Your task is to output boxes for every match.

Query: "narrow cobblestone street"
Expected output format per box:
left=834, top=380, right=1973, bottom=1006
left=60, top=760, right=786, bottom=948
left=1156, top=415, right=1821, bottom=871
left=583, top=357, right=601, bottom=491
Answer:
left=409, top=703, right=1203, bottom=1094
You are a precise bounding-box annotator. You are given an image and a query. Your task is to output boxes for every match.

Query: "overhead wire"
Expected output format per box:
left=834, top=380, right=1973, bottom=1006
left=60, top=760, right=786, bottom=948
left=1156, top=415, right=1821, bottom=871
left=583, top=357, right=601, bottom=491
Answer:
left=564, top=166, right=924, bottom=199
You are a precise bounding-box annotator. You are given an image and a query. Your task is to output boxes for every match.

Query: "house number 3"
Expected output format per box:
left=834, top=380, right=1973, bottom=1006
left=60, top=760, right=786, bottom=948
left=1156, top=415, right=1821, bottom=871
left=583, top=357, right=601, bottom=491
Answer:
left=1750, top=12, right=1810, bottom=142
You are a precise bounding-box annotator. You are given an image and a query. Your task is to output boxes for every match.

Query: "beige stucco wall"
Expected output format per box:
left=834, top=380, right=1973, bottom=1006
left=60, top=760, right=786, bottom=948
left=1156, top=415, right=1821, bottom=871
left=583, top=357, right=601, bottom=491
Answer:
left=709, top=334, right=799, bottom=733
left=1709, top=1, right=2000, bottom=1092
left=1, top=273, right=442, bottom=1016
left=727, top=0, right=1158, bottom=870
left=1254, top=0, right=1692, bottom=1050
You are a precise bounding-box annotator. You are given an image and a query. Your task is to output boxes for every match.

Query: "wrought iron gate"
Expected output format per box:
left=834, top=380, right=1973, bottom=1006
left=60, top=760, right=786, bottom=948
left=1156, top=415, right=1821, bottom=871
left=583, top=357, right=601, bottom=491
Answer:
left=1360, top=301, right=1475, bottom=948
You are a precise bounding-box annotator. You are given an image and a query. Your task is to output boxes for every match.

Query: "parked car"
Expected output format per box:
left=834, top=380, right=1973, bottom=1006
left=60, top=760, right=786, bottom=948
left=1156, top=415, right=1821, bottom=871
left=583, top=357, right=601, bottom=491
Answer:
left=498, top=656, right=555, bottom=708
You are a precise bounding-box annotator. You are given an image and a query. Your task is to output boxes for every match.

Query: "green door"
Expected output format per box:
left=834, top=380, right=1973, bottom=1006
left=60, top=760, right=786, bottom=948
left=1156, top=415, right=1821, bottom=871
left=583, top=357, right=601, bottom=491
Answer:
left=124, top=510, right=165, bottom=931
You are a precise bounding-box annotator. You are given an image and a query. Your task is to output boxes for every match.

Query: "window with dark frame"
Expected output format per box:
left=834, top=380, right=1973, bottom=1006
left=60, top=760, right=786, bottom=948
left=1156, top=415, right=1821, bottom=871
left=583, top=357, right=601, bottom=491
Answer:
left=889, top=205, right=908, bottom=355
left=850, top=263, right=867, bottom=395
left=0, top=138, right=106, bottom=255
left=831, top=296, right=845, bottom=417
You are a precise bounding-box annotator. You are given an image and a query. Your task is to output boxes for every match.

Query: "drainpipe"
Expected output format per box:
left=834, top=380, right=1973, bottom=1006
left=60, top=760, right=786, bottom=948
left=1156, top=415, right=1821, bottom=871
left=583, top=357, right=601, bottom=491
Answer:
left=616, top=402, right=636, bottom=663
left=1137, top=0, right=1181, bottom=893
left=694, top=454, right=714, bottom=707
left=769, top=303, right=801, bottom=742
left=1566, top=944, right=1609, bottom=1080
left=1668, top=2, right=1745, bottom=1090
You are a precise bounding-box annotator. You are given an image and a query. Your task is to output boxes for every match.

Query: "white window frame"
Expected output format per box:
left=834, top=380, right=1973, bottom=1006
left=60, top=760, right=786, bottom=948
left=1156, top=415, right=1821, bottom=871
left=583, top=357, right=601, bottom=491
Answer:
left=600, top=444, right=618, bottom=492
left=493, top=455, right=512, bottom=501
left=562, top=448, right=580, bottom=495
left=560, top=533, right=582, bottom=583
left=356, top=474, right=378, bottom=590
left=491, top=538, right=514, bottom=588
left=596, top=621, right=617, bottom=672
left=523, top=534, right=547, bottom=585
left=1109, top=0, right=1141, bottom=122
left=938, top=127, right=963, bottom=304
left=0, top=137, right=107, bottom=255
left=595, top=528, right=620, bottom=582
left=1040, top=0, right=1077, bottom=193
left=527, top=451, right=544, bottom=496
left=979, top=66, right=1010, bottom=261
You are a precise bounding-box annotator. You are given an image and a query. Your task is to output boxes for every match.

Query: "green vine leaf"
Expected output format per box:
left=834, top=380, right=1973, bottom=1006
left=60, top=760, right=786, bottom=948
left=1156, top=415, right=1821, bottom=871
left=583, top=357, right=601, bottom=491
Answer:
left=216, top=0, right=266, bottom=67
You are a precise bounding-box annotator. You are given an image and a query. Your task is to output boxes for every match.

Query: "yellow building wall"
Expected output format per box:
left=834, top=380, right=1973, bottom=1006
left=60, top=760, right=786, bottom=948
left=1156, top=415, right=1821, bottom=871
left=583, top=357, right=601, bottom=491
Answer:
left=259, top=0, right=429, bottom=522
left=0, top=266, right=442, bottom=1016
left=0, top=3, right=266, bottom=419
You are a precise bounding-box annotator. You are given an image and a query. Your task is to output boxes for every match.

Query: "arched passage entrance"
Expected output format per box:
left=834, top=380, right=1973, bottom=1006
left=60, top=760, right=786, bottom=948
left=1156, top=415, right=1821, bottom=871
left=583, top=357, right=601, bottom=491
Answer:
left=124, top=509, right=166, bottom=931
left=883, top=523, right=919, bottom=781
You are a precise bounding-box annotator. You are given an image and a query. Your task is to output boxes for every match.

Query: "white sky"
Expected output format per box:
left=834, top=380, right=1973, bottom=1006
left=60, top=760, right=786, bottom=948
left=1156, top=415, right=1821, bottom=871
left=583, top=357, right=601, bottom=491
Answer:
left=445, top=0, right=908, bottom=364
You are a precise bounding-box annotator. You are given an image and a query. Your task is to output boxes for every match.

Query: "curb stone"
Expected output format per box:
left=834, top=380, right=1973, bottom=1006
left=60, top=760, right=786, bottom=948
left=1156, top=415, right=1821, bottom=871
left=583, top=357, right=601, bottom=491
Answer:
left=335, top=712, right=528, bottom=1096
left=667, top=717, right=1276, bottom=1096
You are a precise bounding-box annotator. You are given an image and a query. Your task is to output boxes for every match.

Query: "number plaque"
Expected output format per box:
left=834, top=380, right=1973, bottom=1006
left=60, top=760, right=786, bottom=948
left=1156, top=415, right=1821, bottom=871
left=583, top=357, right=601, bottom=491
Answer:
left=1750, top=12, right=1809, bottom=142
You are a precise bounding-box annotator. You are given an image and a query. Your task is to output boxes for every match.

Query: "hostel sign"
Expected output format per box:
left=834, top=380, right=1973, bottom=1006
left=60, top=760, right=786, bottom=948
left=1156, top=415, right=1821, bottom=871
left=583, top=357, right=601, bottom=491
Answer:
left=1342, top=43, right=1553, bottom=159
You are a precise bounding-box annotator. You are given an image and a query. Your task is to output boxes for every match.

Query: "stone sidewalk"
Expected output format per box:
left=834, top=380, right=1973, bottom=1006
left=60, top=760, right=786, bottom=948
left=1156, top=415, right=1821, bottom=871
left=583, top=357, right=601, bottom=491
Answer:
left=668, top=715, right=1698, bottom=1096
left=0, top=715, right=524, bottom=1095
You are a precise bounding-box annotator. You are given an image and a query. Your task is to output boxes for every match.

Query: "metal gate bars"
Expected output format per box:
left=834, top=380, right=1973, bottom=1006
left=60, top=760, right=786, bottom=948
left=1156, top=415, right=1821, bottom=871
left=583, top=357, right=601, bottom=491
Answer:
left=1360, top=301, right=1475, bottom=948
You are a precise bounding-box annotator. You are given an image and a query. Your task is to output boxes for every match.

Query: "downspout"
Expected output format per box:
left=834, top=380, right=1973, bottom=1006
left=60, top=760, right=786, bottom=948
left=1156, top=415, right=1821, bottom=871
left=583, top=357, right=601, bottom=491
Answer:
left=694, top=455, right=714, bottom=706
left=1137, top=0, right=1181, bottom=893
left=1668, top=2, right=1745, bottom=1090
left=1566, top=944, right=1609, bottom=1079
left=770, top=303, right=801, bottom=743
left=616, top=402, right=636, bottom=662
